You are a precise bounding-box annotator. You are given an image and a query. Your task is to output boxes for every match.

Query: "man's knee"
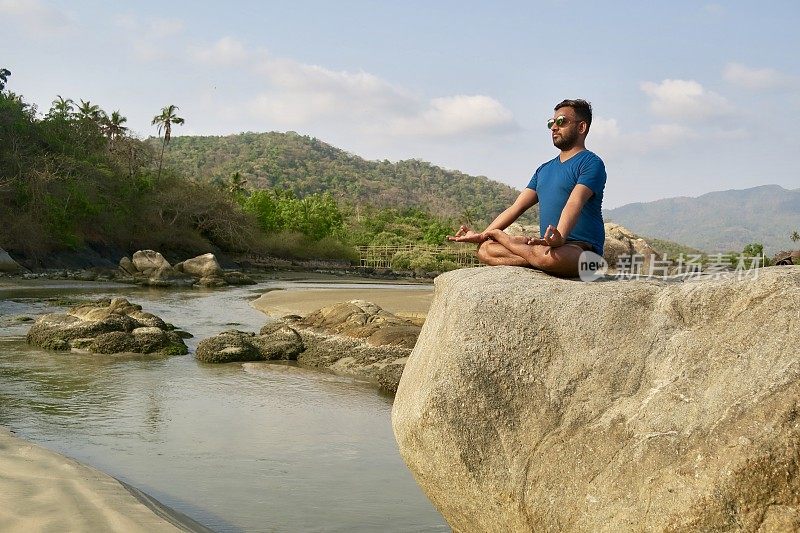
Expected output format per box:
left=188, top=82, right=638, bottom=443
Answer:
left=476, top=241, right=492, bottom=262
left=530, top=246, right=581, bottom=276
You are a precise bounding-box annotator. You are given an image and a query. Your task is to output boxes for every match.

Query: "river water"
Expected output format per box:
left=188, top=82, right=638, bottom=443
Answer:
left=0, top=278, right=446, bottom=532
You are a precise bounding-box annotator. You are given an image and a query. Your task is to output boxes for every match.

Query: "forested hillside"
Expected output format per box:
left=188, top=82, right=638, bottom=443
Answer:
left=0, top=90, right=263, bottom=265
left=0, top=81, right=520, bottom=270
left=161, top=132, right=535, bottom=225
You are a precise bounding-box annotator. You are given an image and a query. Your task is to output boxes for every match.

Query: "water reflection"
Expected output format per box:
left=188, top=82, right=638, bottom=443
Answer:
left=0, top=280, right=446, bottom=532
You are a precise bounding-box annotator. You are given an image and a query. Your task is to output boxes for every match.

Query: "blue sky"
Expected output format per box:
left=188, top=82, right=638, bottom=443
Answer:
left=3, top=0, right=799, bottom=207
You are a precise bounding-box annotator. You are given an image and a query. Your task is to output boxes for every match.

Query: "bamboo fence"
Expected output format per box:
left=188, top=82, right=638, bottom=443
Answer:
left=355, top=244, right=479, bottom=269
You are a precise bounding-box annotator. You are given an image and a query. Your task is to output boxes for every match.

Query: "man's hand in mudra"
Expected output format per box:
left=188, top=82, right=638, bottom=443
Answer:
left=526, top=225, right=565, bottom=248
left=447, top=225, right=488, bottom=244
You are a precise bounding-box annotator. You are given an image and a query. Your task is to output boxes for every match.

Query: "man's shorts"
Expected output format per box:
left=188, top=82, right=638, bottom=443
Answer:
left=564, top=240, right=594, bottom=252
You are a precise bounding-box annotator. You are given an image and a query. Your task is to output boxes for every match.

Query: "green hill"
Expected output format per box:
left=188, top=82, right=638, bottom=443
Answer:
left=605, top=185, right=800, bottom=255
left=160, top=131, right=535, bottom=225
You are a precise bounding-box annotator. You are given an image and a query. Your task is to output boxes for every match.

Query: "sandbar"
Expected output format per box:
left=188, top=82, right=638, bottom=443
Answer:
left=251, top=286, right=434, bottom=319
left=0, top=427, right=209, bottom=532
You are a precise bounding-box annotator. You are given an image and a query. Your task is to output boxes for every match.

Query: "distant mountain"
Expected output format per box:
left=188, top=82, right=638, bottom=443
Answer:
left=604, top=185, right=800, bottom=255
left=161, top=131, right=535, bottom=225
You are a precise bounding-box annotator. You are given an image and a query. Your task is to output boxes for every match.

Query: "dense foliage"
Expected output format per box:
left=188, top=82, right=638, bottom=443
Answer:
left=242, top=190, right=345, bottom=241
left=0, top=91, right=262, bottom=263
left=343, top=206, right=456, bottom=246
left=0, top=87, right=491, bottom=267
left=161, top=132, right=537, bottom=226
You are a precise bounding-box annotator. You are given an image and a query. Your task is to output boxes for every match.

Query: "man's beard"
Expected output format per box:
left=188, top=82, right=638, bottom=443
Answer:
left=553, top=130, right=578, bottom=150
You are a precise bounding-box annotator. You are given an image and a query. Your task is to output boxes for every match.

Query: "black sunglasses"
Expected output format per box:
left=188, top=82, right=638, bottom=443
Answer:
left=547, top=115, right=583, bottom=129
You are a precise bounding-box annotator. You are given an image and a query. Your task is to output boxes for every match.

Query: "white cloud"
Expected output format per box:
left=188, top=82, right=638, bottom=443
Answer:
left=588, top=117, right=620, bottom=140
left=148, top=17, right=184, bottom=39
left=723, top=62, right=790, bottom=90
left=0, top=0, right=73, bottom=35
left=115, top=14, right=185, bottom=61
left=190, top=37, right=249, bottom=66
left=591, top=115, right=751, bottom=161
left=390, top=95, right=516, bottom=137
left=639, top=123, right=698, bottom=150
left=244, top=52, right=516, bottom=138
left=703, top=3, right=725, bottom=15
left=640, top=79, right=733, bottom=119
left=255, top=54, right=411, bottom=107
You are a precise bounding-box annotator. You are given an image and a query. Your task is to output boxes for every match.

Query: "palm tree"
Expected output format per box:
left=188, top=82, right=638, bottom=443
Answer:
left=76, top=99, right=104, bottom=122
left=791, top=230, right=800, bottom=244
left=48, top=95, right=75, bottom=119
left=103, top=110, right=128, bottom=140
left=0, top=68, right=11, bottom=90
left=461, top=207, right=476, bottom=228
left=228, top=171, right=248, bottom=195
left=151, top=104, right=184, bottom=179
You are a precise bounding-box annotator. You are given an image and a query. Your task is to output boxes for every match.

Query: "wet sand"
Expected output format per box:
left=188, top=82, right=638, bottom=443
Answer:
left=251, top=286, right=434, bottom=319
left=0, top=428, right=210, bottom=532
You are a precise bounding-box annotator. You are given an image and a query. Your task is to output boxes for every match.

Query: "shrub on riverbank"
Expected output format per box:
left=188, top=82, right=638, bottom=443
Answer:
left=391, top=249, right=461, bottom=273
left=261, top=232, right=359, bottom=262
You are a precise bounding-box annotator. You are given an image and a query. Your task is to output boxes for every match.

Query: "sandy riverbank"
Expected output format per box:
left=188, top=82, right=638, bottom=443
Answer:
left=251, top=286, right=434, bottom=320
left=0, top=428, right=209, bottom=532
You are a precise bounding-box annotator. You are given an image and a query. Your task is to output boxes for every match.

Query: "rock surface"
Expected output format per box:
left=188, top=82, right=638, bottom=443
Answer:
left=288, top=300, right=421, bottom=392
left=131, top=250, right=171, bottom=273
left=195, top=325, right=304, bottom=363
left=392, top=265, right=800, bottom=532
left=0, top=247, right=22, bottom=272
left=198, top=300, right=416, bottom=392
left=603, top=222, right=663, bottom=272
left=27, top=297, right=188, bottom=355
left=294, top=300, right=420, bottom=349
left=774, top=250, right=800, bottom=266
left=119, top=250, right=254, bottom=288
left=180, top=253, right=222, bottom=278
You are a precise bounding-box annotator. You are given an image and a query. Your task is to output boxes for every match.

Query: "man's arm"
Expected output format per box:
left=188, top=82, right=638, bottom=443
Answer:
left=448, top=188, right=538, bottom=243
left=485, top=188, right=538, bottom=232
left=528, top=184, right=594, bottom=247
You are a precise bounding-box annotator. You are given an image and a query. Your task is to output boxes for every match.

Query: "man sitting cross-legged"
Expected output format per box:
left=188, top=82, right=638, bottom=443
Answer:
left=448, top=98, right=607, bottom=278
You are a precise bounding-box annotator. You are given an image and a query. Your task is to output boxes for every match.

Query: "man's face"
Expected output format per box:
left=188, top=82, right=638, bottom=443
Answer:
left=550, top=107, right=583, bottom=150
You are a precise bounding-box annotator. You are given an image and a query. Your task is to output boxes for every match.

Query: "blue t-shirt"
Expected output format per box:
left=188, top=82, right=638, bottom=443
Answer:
left=526, top=150, right=606, bottom=255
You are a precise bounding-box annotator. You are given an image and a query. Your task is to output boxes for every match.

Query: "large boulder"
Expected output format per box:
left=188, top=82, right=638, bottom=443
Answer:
left=27, top=297, right=188, bottom=355
left=181, top=253, right=223, bottom=278
left=143, top=266, right=194, bottom=287
left=773, top=250, right=800, bottom=266
left=131, top=250, right=171, bottom=273
left=392, top=266, right=800, bottom=532
left=0, top=247, right=22, bottom=272
left=123, top=250, right=252, bottom=288
left=603, top=222, right=662, bottom=273
left=118, top=256, right=138, bottom=276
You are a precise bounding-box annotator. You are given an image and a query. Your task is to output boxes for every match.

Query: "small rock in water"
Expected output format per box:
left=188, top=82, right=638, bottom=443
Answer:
left=26, top=297, right=189, bottom=356
left=196, top=326, right=304, bottom=364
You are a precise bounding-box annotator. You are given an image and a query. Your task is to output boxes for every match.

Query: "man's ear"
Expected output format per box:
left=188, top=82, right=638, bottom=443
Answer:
left=579, top=121, right=589, bottom=135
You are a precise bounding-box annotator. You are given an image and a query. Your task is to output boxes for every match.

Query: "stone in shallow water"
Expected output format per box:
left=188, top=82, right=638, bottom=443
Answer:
left=195, top=326, right=304, bottom=364
left=26, top=297, right=188, bottom=356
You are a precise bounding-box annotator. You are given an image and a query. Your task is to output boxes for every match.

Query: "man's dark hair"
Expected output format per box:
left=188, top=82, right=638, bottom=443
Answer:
left=555, top=99, right=592, bottom=131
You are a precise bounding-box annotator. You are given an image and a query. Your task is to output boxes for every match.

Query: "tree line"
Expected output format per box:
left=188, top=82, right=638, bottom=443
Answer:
left=0, top=75, right=473, bottom=266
